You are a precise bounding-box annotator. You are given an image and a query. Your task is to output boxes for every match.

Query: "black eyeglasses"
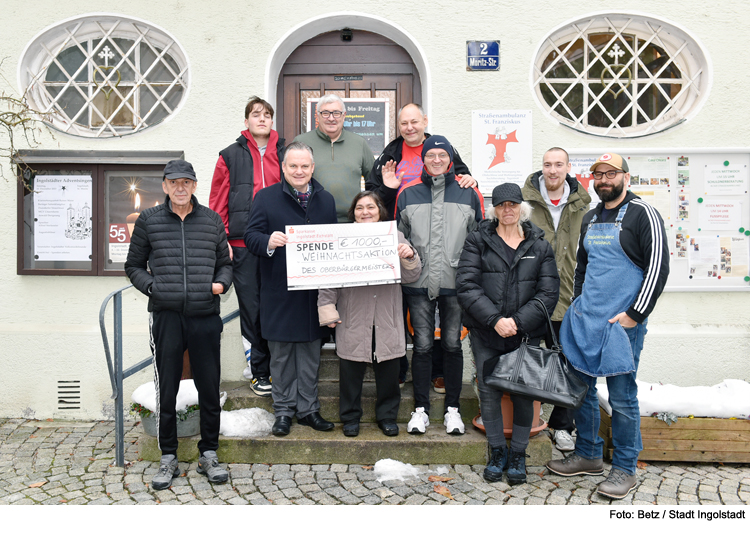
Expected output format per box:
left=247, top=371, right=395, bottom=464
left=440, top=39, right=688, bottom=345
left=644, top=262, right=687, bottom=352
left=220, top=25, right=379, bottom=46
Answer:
left=319, top=110, right=343, bottom=118
left=592, top=170, right=623, bottom=180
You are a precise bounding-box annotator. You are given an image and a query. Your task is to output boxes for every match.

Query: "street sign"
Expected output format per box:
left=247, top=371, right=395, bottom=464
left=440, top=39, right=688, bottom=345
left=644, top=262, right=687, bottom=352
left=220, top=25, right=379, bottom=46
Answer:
left=466, top=40, right=500, bottom=71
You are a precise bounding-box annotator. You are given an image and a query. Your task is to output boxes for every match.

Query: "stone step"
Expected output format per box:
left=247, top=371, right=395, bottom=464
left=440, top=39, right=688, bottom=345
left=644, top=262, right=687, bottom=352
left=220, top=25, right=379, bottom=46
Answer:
left=142, top=343, right=553, bottom=467
left=317, top=344, right=412, bottom=382
left=221, top=380, right=479, bottom=424
left=137, top=422, right=552, bottom=466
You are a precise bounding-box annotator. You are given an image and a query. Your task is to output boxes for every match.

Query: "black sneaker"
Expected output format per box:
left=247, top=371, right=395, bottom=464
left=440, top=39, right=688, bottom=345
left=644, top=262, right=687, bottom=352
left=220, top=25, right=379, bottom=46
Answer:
left=251, top=377, right=272, bottom=397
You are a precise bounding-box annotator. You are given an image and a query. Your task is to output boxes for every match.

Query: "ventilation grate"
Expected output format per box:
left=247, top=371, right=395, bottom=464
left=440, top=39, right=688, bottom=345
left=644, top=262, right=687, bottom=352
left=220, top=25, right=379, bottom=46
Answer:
left=57, top=380, right=81, bottom=410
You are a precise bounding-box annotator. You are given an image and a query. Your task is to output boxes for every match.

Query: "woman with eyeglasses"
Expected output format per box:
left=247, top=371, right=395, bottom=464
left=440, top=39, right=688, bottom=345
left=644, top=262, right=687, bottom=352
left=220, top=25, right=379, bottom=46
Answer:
left=317, top=191, right=421, bottom=437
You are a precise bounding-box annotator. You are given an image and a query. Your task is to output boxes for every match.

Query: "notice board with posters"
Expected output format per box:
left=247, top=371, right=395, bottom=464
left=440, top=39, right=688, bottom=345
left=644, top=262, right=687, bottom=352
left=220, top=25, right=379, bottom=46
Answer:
left=306, top=98, right=389, bottom=155
left=568, top=148, right=750, bottom=291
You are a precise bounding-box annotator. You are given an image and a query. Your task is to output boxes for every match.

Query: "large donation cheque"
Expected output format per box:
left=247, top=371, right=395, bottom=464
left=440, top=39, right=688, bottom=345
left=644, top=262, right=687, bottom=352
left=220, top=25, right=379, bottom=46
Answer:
left=285, top=221, right=402, bottom=290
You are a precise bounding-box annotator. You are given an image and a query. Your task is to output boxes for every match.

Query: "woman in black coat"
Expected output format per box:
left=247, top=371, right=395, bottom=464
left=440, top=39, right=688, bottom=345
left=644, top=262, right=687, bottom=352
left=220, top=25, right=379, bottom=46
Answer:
left=456, top=183, right=559, bottom=486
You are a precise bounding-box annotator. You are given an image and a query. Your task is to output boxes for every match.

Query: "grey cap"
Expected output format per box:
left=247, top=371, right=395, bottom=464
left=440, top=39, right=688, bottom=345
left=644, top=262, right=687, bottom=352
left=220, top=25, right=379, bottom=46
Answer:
left=163, top=159, right=197, bottom=181
left=492, top=182, right=523, bottom=206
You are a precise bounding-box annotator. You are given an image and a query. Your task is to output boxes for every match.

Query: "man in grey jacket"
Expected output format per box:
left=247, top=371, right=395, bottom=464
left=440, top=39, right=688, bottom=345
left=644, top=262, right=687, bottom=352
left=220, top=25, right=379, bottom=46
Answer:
left=395, top=135, right=484, bottom=436
left=522, top=147, right=591, bottom=452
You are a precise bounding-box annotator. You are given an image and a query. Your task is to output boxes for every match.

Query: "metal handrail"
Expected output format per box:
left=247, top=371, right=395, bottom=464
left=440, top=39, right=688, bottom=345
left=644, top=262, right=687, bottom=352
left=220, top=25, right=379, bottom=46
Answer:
left=99, top=284, right=239, bottom=467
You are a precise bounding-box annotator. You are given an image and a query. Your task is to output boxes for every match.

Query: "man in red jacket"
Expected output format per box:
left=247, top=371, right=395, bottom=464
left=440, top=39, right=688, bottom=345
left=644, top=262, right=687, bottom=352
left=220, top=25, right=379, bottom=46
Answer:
left=209, top=97, right=285, bottom=396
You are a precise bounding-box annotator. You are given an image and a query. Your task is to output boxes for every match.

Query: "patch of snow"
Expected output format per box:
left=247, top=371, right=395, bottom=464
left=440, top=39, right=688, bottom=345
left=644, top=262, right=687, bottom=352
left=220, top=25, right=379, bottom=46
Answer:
left=598, top=379, right=750, bottom=418
left=131, top=380, right=226, bottom=412
left=435, top=466, right=450, bottom=475
left=373, top=459, right=422, bottom=482
left=220, top=408, right=275, bottom=437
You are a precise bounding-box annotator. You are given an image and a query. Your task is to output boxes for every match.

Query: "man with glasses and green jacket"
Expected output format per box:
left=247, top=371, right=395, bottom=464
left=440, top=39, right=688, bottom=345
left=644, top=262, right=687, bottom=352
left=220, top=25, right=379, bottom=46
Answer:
left=294, top=94, right=374, bottom=223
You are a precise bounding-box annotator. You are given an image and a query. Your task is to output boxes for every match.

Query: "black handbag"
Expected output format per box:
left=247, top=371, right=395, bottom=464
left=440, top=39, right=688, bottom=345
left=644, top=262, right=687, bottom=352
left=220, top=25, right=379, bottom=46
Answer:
left=484, top=298, right=588, bottom=409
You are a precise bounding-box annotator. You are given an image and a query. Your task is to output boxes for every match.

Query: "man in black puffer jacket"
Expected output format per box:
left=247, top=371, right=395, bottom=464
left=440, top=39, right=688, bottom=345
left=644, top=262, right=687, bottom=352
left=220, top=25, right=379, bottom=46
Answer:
left=125, top=160, right=232, bottom=491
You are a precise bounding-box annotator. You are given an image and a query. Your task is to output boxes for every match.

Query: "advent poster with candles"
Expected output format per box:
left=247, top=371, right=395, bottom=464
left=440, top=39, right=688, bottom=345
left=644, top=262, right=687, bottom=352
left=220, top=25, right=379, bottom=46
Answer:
left=106, top=174, right=164, bottom=267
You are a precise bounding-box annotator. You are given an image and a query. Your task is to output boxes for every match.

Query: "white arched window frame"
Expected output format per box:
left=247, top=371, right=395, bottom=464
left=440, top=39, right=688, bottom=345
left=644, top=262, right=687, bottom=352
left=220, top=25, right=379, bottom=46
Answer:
left=19, top=14, right=190, bottom=138
left=531, top=13, right=711, bottom=138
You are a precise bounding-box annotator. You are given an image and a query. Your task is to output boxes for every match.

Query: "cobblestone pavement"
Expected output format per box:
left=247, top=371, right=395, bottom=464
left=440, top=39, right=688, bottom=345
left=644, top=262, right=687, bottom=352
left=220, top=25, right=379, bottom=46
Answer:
left=1, top=418, right=748, bottom=506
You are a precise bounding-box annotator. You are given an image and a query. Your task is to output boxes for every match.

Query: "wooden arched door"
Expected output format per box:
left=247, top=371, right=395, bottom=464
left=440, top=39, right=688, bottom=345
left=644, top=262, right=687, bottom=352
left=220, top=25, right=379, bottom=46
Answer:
left=276, top=29, right=421, bottom=146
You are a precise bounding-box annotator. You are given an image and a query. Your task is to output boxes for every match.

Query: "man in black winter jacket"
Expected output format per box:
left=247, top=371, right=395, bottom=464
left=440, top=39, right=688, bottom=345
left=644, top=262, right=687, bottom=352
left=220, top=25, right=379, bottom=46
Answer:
left=125, top=160, right=232, bottom=491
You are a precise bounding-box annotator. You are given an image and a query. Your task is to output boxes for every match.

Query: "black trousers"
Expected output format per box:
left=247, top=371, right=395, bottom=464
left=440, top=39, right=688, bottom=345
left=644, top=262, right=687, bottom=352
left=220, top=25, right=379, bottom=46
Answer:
left=545, top=320, right=575, bottom=432
left=150, top=311, right=223, bottom=456
left=339, top=356, right=401, bottom=424
left=232, top=246, right=270, bottom=378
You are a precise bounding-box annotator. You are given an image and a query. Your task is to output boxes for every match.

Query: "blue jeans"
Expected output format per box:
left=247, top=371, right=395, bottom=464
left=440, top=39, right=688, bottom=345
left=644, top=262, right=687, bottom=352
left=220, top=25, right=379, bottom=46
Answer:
left=404, top=293, right=463, bottom=414
left=573, top=322, right=647, bottom=475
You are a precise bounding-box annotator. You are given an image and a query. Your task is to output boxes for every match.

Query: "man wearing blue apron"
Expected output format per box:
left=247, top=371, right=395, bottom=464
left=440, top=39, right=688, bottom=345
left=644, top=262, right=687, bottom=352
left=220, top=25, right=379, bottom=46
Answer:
left=546, top=153, right=669, bottom=499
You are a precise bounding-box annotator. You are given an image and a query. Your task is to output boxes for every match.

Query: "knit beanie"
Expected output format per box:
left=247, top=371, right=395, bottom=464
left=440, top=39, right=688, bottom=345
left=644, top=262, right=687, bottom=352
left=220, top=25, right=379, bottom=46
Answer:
left=421, top=135, right=454, bottom=164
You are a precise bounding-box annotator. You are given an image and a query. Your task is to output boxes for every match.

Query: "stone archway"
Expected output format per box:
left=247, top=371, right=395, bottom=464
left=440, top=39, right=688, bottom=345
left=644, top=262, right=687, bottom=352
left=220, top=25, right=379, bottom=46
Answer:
left=265, top=12, right=430, bottom=142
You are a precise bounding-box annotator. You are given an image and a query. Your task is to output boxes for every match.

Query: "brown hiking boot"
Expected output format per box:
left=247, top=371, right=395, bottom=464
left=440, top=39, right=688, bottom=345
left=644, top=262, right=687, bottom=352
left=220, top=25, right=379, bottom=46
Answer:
left=546, top=453, right=604, bottom=476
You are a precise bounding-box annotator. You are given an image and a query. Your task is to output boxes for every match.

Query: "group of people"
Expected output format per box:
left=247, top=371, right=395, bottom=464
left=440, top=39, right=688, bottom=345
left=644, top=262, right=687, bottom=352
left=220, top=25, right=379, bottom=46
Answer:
left=124, top=94, right=669, bottom=500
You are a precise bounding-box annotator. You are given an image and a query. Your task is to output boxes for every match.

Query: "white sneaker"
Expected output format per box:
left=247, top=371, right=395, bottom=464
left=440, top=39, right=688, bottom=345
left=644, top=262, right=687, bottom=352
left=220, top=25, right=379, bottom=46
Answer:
left=444, top=407, right=465, bottom=435
left=553, top=429, right=576, bottom=452
left=407, top=407, right=430, bottom=434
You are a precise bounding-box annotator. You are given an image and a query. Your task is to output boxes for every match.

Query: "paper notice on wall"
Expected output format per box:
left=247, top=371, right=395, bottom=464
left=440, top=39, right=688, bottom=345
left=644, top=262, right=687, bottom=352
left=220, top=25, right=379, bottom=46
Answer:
left=688, top=235, right=720, bottom=279
left=108, top=223, right=131, bottom=263
left=33, top=175, right=93, bottom=261
left=674, top=231, right=688, bottom=259
left=719, top=236, right=749, bottom=277
left=630, top=189, right=671, bottom=220
left=698, top=200, right=742, bottom=230
left=676, top=192, right=690, bottom=221
left=704, top=164, right=748, bottom=195
left=569, top=156, right=598, bottom=207
left=627, top=156, right=671, bottom=187
left=471, top=110, right=532, bottom=194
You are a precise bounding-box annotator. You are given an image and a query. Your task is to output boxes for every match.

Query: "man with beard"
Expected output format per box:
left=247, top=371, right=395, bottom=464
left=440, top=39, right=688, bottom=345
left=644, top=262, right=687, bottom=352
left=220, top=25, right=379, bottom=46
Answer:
left=546, top=153, right=669, bottom=499
left=521, top=147, right=591, bottom=453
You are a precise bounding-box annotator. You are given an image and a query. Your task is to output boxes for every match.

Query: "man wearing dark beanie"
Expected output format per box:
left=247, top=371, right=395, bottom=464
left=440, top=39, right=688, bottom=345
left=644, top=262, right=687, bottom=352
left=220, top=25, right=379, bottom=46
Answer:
left=395, top=135, right=484, bottom=436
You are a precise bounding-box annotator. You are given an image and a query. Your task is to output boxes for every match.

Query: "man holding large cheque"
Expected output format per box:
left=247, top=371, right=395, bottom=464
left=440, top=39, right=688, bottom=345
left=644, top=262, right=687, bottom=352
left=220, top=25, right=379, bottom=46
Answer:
left=244, top=141, right=337, bottom=436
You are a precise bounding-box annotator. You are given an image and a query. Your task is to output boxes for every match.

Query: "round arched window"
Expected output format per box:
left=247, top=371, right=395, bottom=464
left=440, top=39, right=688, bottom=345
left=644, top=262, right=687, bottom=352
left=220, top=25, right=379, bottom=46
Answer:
left=531, top=13, right=711, bottom=138
left=19, top=14, right=190, bottom=137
